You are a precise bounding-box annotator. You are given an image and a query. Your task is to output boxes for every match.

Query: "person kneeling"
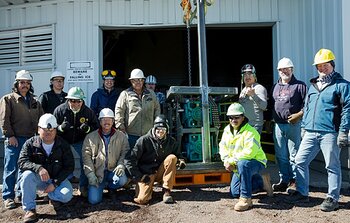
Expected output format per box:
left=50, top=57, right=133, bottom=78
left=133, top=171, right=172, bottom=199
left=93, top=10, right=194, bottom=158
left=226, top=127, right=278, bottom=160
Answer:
left=219, top=103, right=272, bottom=212
left=125, top=115, right=186, bottom=205
left=18, top=114, right=74, bottom=222
left=82, top=108, right=129, bottom=204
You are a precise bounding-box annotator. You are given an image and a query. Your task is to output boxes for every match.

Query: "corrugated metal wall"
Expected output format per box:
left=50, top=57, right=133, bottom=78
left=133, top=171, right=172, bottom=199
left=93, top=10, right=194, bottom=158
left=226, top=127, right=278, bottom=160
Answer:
left=0, top=0, right=345, bottom=99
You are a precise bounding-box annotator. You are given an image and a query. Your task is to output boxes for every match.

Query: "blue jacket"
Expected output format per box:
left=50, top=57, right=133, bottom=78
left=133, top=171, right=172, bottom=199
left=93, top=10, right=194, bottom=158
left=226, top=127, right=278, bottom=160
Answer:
left=90, top=87, right=120, bottom=116
left=302, top=72, right=350, bottom=133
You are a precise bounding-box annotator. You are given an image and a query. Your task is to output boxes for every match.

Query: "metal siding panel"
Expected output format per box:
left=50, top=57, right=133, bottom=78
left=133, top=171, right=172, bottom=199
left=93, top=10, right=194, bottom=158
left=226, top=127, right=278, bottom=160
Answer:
left=130, top=0, right=144, bottom=24
left=41, top=3, right=57, bottom=23
left=258, top=0, right=272, bottom=21
left=239, top=0, right=259, bottom=21
left=149, top=0, right=162, bottom=24
left=0, top=8, right=10, bottom=28
left=112, top=0, right=126, bottom=25
left=25, top=5, right=41, bottom=25
left=10, top=7, right=25, bottom=27
left=206, top=0, right=220, bottom=23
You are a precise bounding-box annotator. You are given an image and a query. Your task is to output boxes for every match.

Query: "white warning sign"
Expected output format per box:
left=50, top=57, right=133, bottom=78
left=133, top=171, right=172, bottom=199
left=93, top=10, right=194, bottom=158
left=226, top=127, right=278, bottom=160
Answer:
left=66, top=61, right=94, bottom=82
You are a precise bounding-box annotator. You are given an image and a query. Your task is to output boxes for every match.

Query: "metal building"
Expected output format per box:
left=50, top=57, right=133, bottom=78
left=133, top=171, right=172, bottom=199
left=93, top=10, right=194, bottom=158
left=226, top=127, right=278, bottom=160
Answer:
left=0, top=0, right=350, bottom=179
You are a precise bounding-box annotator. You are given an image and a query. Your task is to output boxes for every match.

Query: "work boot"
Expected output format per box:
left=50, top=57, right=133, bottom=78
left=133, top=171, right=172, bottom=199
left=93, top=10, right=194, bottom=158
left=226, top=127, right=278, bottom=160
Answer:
left=262, top=173, right=273, bottom=197
left=23, top=209, right=37, bottom=223
left=286, top=179, right=297, bottom=194
left=272, top=181, right=288, bottom=192
left=3, top=198, right=16, bottom=209
left=49, top=199, right=63, bottom=209
left=285, top=191, right=309, bottom=204
left=163, top=188, right=174, bottom=204
left=107, top=189, right=117, bottom=201
left=78, top=187, right=88, bottom=198
left=234, top=197, right=253, bottom=211
left=320, top=197, right=339, bottom=212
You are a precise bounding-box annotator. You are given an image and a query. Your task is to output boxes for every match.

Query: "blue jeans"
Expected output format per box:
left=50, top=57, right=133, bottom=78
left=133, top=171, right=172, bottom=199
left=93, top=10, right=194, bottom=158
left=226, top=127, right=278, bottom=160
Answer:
left=128, top=134, right=140, bottom=150
left=2, top=136, right=28, bottom=200
left=72, top=142, right=88, bottom=189
left=295, top=131, right=341, bottom=200
left=273, top=121, right=301, bottom=183
left=20, top=170, right=73, bottom=211
left=88, top=170, right=128, bottom=204
left=230, top=159, right=265, bottom=198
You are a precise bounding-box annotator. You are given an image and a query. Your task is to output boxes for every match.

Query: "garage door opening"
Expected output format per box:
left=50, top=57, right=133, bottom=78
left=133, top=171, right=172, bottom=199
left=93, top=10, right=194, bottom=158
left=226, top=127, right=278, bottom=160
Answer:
left=103, top=26, right=275, bottom=160
left=102, top=26, right=273, bottom=91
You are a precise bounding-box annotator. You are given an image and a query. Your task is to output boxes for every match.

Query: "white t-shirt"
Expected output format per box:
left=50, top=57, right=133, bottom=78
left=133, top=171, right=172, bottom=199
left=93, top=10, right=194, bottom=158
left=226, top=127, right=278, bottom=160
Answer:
left=42, top=142, right=54, bottom=156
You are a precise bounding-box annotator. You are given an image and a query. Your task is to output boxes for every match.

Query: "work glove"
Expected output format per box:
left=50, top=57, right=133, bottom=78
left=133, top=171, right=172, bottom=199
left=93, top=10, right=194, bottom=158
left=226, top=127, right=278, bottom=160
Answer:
left=113, top=164, right=125, bottom=177
left=86, top=172, right=99, bottom=187
left=58, top=117, right=71, bottom=132
left=140, top=175, right=151, bottom=184
left=337, top=131, right=349, bottom=149
left=177, top=159, right=186, bottom=170
left=79, top=122, right=90, bottom=134
left=301, top=128, right=306, bottom=138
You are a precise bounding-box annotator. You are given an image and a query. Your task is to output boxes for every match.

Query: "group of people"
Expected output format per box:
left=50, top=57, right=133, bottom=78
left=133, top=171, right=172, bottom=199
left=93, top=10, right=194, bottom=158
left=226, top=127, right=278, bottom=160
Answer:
left=0, top=68, right=183, bottom=222
left=230, top=48, right=349, bottom=212
left=0, top=47, right=348, bottom=222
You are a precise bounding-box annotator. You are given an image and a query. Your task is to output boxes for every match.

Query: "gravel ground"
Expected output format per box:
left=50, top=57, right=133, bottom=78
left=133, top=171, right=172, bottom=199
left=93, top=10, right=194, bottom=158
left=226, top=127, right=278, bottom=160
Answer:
left=1, top=184, right=350, bottom=223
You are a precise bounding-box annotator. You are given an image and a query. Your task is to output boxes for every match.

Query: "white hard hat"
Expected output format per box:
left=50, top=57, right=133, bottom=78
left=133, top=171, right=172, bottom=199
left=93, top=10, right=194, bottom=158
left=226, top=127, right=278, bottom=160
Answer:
left=38, top=114, right=58, bottom=129
left=15, top=70, right=33, bottom=81
left=277, top=57, right=294, bottom=69
left=50, top=71, right=65, bottom=80
left=145, top=75, right=157, bottom=84
left=99, top=108, right=115, bottom=119
left=129, top=68, right=145, bottom=80
left=227, top=103, right=245, bottom=116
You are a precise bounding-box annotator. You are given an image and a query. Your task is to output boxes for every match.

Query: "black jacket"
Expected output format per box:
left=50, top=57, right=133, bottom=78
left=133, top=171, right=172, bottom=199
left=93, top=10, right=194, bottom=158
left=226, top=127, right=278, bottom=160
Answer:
left=124, top=128, right=183, bottom=180
left=18, top=135, right=74, bottom=186
left=53, top=101, right=99, bottom=144
left=39, top=89, right=67, bottom=114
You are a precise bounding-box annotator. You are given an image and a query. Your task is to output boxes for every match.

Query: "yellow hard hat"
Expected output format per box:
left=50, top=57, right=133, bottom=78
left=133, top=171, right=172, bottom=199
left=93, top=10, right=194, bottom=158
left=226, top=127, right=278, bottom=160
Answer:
left=313, top=48, right=335, bottom=65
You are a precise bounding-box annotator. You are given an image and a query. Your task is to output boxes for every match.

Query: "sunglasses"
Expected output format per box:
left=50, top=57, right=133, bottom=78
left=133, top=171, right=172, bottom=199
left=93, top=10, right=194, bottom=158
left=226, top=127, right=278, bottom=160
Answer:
left=131, top=78, right=144, bottom=83
left=69, top=99, right=82, bottom=104
left=102, top=70, right=117, bottom=77
left=156, top=127, right=167, bottom=131
left=228, top=115, right=242, bottom=120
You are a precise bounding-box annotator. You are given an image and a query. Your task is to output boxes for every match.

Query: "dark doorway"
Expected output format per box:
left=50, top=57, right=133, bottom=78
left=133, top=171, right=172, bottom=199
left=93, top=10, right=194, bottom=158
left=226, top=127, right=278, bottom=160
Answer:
left=103, top=26, right=273, bottom=92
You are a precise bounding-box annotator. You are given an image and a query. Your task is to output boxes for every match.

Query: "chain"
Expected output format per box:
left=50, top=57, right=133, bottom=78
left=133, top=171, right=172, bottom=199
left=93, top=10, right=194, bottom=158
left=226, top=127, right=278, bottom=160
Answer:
left=186, top=22, right=192, bottom=86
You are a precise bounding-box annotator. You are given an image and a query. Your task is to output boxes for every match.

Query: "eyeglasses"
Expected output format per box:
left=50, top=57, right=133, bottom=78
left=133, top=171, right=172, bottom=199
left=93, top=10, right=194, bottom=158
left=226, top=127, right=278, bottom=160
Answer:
left=52, top=78, right=64, bottom=83
left=102, top=70, right=117, bottom=77
left=69, top=99, right=82, bottom=104
left=19, top=81, right=31, bottom=85
left=131, top=78, right=144, bottom=83
left=228, top=115, right=242, bottom=120
left=40, top=127, right=55, bottom=132
left=156, top=127, right=167, bottom=131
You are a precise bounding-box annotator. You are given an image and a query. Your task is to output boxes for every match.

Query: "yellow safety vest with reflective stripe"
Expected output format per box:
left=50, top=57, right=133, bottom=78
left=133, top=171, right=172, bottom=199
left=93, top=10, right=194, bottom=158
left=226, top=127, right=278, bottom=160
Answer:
left=219, top=122, right=267, bottom=168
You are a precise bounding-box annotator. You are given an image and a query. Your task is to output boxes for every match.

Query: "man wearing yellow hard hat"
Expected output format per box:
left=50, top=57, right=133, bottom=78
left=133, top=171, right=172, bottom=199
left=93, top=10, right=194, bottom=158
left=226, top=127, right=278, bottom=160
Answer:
left=286, top=49, right=350, bottom=212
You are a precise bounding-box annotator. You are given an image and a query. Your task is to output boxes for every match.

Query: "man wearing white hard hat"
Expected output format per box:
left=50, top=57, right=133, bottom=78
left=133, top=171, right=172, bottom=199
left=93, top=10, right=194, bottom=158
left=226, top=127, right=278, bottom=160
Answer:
left=115, top=68, right=160, bottom=148
left=287, top=49, right=350, bottom=212
left=268, top=57, right=307, bottom=194
left=0, top=70, right=44, bottom=209
left=82, top=108, right=129, bottom=204
left=219, top=103, right=272, bottom=211
left=18, top=114, right=74, bottom=222
left=39, top=71, right=67, bottom=114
